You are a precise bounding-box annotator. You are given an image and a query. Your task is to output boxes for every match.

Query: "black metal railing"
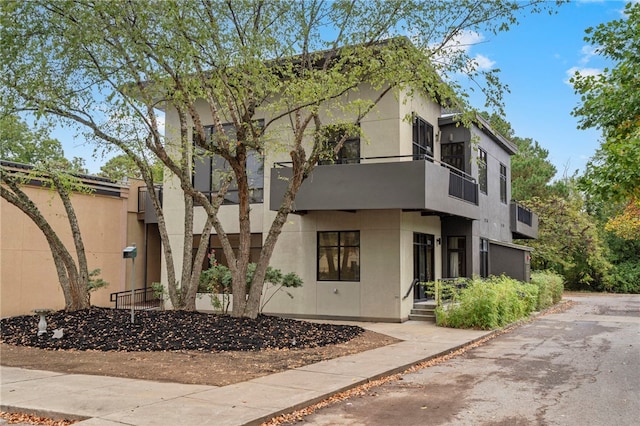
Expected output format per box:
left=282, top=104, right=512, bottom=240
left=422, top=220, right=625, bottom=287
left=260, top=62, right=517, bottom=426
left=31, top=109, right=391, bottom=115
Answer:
left=516, top=204, right=533, bottom=226
left=448, top=170, right=478, bottom=204
left=110, top=287, right=163, bottom=310
left=403, top=277, right=469, bottom=303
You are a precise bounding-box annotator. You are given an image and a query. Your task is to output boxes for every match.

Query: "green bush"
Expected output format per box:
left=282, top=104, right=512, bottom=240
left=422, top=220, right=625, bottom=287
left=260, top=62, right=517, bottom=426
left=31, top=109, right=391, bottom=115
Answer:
left=530, top=270, right=564, bottom=310
left=436, top=276, right=538, bottom=330
left=605, top=261, right=640, bottom=294
left=199, top=253, right=303, bottom=313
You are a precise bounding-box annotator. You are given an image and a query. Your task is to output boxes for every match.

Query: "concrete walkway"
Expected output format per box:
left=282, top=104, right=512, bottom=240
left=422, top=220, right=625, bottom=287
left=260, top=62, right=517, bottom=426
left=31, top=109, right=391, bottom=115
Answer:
left=1, top=321, right=492, bottom=426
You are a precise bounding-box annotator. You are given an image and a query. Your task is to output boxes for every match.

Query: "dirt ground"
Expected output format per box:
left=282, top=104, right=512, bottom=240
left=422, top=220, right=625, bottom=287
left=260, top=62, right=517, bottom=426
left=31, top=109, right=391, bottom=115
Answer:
left=0, top=330, right=398, bottom=387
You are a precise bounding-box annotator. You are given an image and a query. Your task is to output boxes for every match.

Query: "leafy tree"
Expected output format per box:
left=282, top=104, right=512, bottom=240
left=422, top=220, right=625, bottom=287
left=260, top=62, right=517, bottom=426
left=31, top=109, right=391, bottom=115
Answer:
left=605, top=199, right=640, bottom=241
left=522, top=187, right=611, bottom=291
left=1, top=0, right=561, bottom=318
left=481, top=112, right=557, bottom=200
left=0, top=115, right=65, bottom=164
left=99, top=154, right=163, bottom=183
left=571, top=2, right=640, bottom=203
left=0, top=115, right=106, bottom=310
left=510, top=137, right=557, bottom=201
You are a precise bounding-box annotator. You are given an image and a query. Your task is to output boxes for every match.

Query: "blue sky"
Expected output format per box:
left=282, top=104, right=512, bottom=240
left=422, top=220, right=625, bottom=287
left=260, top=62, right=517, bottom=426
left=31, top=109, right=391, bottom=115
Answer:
left=461, top=0, right=628, bottom=178
left=54, top=0, right=626, bottom=177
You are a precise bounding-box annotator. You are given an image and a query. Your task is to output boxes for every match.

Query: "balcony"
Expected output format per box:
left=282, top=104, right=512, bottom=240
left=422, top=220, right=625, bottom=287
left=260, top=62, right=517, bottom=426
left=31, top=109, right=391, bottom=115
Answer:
left=511, top=201, right=538, bottom=239
left=270, top=155, right=480, bottom=220
left=137, top=185, right=163, bottom=224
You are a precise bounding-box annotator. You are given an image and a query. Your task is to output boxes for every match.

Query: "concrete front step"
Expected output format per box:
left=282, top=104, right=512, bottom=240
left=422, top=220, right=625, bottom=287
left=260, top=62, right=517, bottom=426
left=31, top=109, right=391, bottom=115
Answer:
left=408, top=313, right=436, bottom=322
left=410, top=301, right=437, bottom=322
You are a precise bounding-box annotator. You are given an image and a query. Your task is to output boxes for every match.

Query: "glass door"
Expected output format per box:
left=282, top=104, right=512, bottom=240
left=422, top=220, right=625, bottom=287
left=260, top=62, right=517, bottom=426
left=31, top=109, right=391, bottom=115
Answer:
left=413, top=233, right=434, bottom=301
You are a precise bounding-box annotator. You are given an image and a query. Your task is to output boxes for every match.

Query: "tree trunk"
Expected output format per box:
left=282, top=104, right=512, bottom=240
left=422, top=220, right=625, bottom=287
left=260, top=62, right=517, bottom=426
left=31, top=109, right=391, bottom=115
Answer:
left=1, top=171, right=90, bottom=311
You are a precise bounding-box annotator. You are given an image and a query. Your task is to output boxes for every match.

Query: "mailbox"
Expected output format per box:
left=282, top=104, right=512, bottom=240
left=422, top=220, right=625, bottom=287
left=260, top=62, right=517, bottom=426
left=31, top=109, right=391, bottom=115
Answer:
left=123, top=245, right=137, bottom=259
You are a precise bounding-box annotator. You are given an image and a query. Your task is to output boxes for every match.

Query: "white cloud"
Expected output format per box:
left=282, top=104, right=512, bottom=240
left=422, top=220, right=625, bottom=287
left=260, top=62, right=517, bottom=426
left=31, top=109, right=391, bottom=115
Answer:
left=430, top=30, right=496, bottom=73
left=471, top=54, right=495, bottom=70
left=440, top=30, right=485, bottom=55
left=564, top=66, right=602, bottom=86
left=579, top=45, right=599, bottom=65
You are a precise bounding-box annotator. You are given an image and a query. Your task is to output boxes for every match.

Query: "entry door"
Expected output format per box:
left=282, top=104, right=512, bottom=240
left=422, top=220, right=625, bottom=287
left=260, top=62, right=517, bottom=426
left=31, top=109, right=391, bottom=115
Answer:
left=413, top=233, right=435, bottom=301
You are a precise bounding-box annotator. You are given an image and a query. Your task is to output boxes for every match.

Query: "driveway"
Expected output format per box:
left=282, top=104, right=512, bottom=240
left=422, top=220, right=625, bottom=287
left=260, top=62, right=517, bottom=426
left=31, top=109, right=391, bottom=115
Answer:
left=300, top=293, right=640, bottom=425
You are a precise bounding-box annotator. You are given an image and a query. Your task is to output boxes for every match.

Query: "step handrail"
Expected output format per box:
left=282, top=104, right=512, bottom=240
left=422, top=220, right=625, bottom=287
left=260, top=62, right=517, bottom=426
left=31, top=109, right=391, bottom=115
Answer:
left=402, top=278, right=420, bottom=301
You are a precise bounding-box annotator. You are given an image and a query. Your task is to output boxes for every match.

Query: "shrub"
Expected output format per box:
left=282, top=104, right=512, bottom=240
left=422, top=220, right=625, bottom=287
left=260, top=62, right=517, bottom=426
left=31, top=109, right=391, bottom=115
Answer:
left=199, top=253, right=303, bottom=313
left=605, top=261, right=640, bottom=294
left=530, top=270, right=564, bottom=310
left=436, top=275, right=538, bottom=330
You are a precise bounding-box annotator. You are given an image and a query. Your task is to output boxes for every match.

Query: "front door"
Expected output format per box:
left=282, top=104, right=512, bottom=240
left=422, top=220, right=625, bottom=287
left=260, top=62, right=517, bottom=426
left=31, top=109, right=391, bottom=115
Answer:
left=413, top=233, right=434, bottom=301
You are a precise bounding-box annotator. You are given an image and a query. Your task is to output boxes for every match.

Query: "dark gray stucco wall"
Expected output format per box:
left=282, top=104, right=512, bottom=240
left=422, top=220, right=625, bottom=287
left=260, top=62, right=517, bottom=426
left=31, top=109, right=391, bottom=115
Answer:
left=489, top=243, right=531, bottom=282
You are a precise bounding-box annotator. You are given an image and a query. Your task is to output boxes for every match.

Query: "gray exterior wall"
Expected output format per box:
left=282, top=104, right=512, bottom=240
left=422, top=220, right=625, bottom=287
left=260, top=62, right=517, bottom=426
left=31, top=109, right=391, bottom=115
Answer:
left=489, top=242, right=531, bottom=282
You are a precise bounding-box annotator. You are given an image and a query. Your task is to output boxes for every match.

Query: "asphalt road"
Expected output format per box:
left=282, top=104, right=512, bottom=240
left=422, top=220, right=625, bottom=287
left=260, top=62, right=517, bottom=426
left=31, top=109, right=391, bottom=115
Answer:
left=301, top=293, right=640, bottom=426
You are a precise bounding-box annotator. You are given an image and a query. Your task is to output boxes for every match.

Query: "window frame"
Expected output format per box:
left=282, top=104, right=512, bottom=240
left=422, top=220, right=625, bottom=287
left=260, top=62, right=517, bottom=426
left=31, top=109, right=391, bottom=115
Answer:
left=318, top=124, right=361, bottom=165
left=317, top=231, right=361, bottom=282
left=193, top=122, right=265, bottom=205
left=447, top=236, right=466, bottom=278
left=412, top=115, right=434, bottom=160
left=480, top=238, right=489, bottom=278
left=499, top=163, right=507, bottom=204
left=478, top=148, right=488, bottom=195
left=441, top=141, right=466, bottom=173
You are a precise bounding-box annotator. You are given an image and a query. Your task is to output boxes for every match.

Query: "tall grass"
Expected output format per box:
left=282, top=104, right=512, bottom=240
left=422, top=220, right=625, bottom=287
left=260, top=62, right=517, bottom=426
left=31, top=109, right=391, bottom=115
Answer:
left=531, top=270, right=564, bottom=310
left=436, top=276, right=538, bottom=330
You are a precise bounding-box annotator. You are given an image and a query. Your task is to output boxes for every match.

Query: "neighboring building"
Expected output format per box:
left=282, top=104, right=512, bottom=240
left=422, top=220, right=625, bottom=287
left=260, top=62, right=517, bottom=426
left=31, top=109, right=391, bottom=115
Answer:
left=161, top=57, right=539, bottom=322
left=0, top=161, right=160, bottom=317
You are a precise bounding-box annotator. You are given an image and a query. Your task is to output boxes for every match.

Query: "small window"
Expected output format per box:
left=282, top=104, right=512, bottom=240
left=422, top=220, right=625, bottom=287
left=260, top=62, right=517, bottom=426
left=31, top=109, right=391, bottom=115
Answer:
left=412, top=115, right=434, bottom=160
left=478, top=149, right=487, bottom=194
left=480, top=238, right=489, bottom=278
left=318, top=124, right=360, bottom=165
left=441, top=142, right=465, bottom=172
left=500, top=163, right=507, bottom=204
left=317, top=231, right=360, bottom=281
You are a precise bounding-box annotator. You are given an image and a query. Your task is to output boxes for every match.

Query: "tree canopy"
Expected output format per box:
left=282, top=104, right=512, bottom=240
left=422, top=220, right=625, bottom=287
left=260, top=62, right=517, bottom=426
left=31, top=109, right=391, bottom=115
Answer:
left=571, top=2, right=640, bottom=203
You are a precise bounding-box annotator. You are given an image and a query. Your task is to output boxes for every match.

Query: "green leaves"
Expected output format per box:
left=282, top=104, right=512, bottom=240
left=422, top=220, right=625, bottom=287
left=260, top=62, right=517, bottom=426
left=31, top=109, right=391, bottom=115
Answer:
left=571, top=2, right=640, bottom=202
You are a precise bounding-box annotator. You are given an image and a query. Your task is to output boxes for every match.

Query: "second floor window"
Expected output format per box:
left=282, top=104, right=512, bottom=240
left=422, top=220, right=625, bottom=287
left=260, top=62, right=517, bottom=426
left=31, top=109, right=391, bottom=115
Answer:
left=412, top=115, right=434, bottom=160
left=318, top=124, right=360, bottom=165
left=441, top=142, right=465, bottom=172
left=193, top=123, right=264, bottom=204
left=478, top=148, right=487, bottom=194
left=500, top=163, right=507, bottom=204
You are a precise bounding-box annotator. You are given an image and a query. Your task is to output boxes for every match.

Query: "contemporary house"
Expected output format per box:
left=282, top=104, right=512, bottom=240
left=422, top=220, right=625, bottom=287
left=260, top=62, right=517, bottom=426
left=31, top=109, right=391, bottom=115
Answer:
left=160, top=55, right=538, bottom=322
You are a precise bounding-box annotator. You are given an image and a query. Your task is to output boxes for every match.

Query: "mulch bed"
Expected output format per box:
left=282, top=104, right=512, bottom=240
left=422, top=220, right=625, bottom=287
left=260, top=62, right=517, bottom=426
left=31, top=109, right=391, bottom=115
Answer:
left=0, top=307, right=364, bottom=352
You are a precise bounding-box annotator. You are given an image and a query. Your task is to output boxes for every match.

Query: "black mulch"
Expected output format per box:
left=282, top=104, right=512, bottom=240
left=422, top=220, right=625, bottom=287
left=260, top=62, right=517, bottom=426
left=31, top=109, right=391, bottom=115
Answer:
left=0, top=307, right=364, bottom=352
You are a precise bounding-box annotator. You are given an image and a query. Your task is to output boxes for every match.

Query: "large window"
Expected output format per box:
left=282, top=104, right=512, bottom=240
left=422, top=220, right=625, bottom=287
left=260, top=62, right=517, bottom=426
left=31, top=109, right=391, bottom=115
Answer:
left=447, top=236, right=466, bottom=278
left=318, top=124, right=360, bottom=165
left=478, top=148, right=487, bottom=194
left=193, top=123, right=264, bottom=204
left=499, top=163, right=507, bottom=204
left=480, top=238, right=489, bottom=278
left=317, top=231, right=360, bottom=281
left=441, top=142, right=465, bottom=172
left=412, top=115, right=434, bottom=160
left=194, top=233, right=263, bottom=271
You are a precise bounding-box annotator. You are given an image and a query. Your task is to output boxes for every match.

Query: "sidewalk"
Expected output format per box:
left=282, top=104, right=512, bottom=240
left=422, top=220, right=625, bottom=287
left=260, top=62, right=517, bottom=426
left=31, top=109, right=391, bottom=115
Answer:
left=1, top=321, right=492, bottom=426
